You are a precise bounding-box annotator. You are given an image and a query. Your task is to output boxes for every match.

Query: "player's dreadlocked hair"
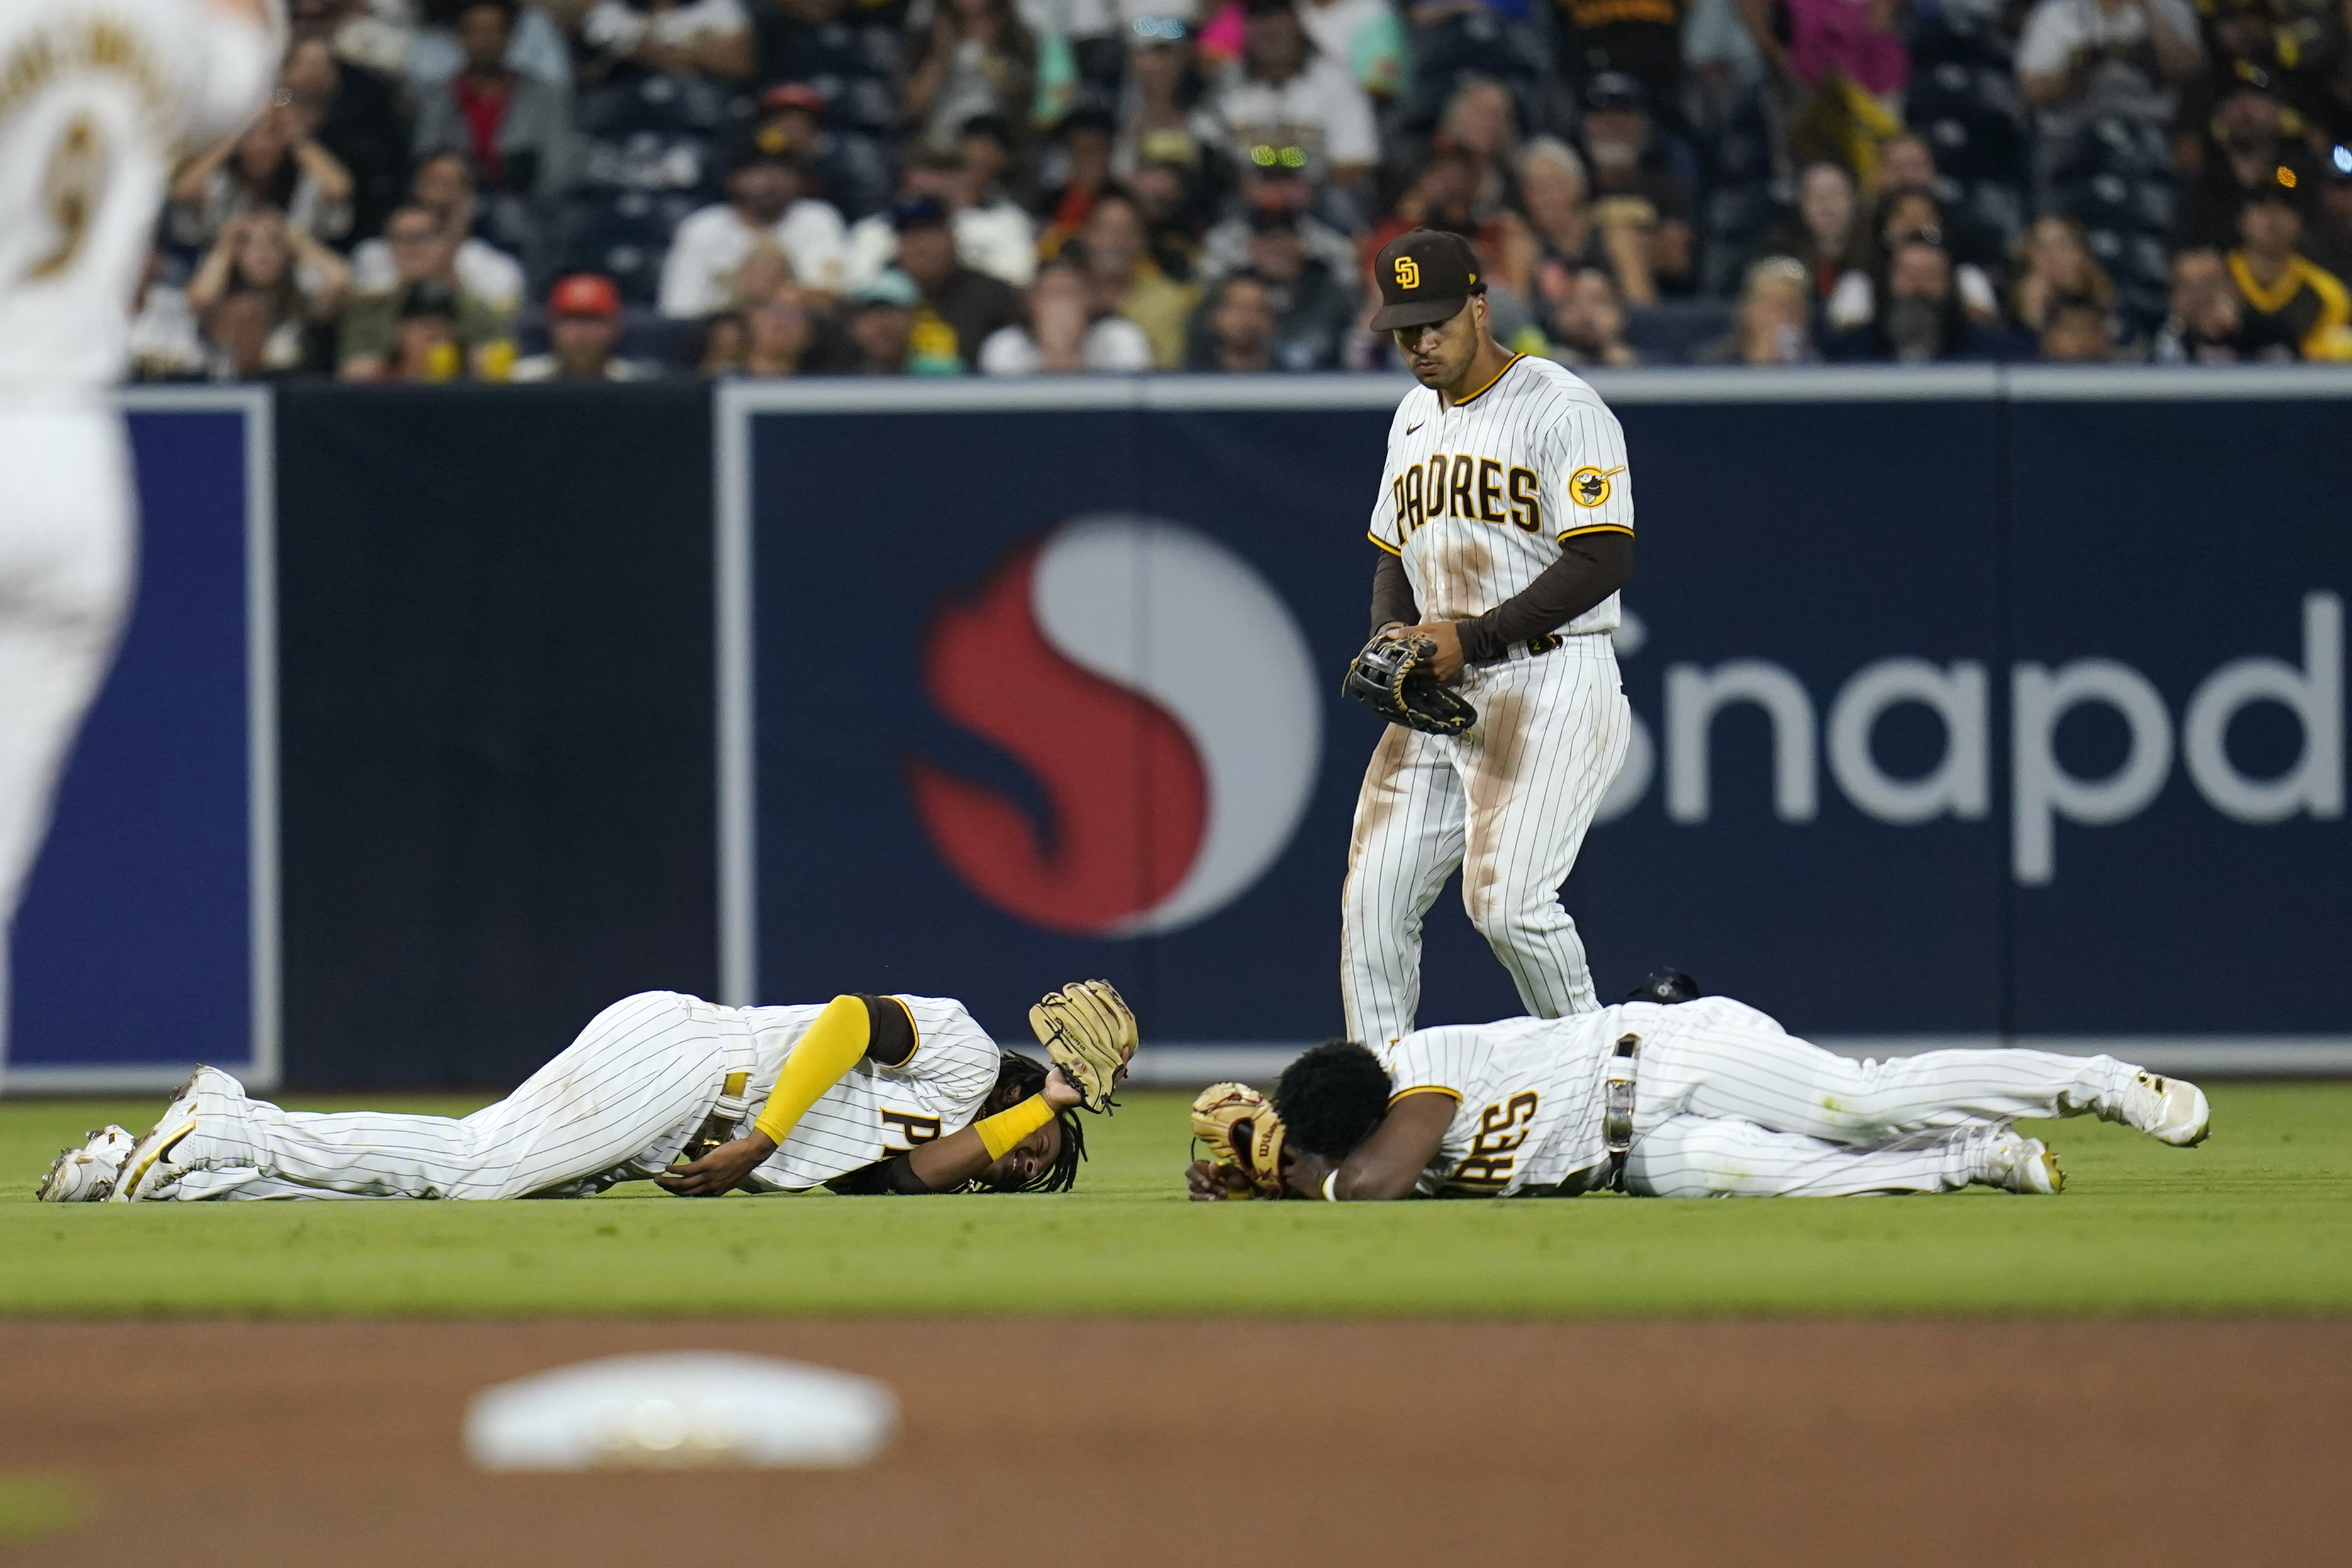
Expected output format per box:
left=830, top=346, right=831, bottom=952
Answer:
left=969, top=1050, right=1086, bottom=1194
left=1273, top=1040, right=1393, bottom=1159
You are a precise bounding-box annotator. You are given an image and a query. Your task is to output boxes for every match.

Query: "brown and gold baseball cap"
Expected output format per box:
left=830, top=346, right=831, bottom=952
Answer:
left=1369, top=228, right=1484, bottom=331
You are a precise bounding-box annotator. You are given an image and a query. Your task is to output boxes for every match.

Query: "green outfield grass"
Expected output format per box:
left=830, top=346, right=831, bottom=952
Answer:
left=2, top=1085, right=2346, bottom=1316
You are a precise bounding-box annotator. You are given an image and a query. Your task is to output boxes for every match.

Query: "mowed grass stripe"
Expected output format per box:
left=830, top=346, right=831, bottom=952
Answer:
left=2, top=1085, right=2346, bottom=1316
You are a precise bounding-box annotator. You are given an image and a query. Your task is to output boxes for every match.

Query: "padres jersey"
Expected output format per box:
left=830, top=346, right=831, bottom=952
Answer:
left=1368, top=354, right=1634, bottom=637
left=0, top=0, right=277, bottom=394
left=740, top=995, right=1005, bottom=1191
left=1389, top=1009, right=1647, bottom=1197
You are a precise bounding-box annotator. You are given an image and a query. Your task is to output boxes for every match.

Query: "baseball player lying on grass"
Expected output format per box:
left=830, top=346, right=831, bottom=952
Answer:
left=39, top=982, right=1138, bottom=1204
left=1186, top=984, right=2209, bottom=1201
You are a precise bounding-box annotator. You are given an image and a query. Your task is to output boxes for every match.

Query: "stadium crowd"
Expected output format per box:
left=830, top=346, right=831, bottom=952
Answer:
left=126, top=0, right=2352, bottom=381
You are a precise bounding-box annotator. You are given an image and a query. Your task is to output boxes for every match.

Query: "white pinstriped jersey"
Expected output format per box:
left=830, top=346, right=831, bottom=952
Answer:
left=1389, top=1007, right=1658, bottom=1197
left=0, top=0, right=278, bottom=393
left=1367, top=354, right=1635, bottom=637
left=741, top=995, right=1005, bottom=1191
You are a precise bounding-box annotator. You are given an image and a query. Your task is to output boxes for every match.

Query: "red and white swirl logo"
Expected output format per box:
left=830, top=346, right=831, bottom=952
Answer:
left=906, top=515, right=1321, bottom=936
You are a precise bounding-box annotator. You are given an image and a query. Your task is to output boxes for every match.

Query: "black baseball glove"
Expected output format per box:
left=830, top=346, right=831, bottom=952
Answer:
left=1340, top=633, right=1478, bottom=735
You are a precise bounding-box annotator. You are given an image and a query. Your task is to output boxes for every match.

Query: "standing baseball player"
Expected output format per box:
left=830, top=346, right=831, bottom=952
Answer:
left=1186, top=994, right=2213, bottom=1201
left=1340, top=228, right=1636, bottom=1059
left=37, top=979, right=1139, bottom=1202
left=0, top=0, right=278, bottom=1060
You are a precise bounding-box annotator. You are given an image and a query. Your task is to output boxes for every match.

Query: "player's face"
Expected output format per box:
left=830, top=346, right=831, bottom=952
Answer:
left=977, top=1116, right=1063, bottom=1191
left=1393, top=297, right=1481, bottom=389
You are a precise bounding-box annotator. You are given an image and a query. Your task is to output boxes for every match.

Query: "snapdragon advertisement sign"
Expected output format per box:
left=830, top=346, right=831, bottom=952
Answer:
left=724, top=374, right=2348, bottom=1060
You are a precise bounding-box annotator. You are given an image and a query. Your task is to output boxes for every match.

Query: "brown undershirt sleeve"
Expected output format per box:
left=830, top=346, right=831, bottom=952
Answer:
left=852, top=994, right=918, bottom=1068
left=1454, top=531, right=1634, bottom=665
left=1371, top=547, right=1420, bottom=635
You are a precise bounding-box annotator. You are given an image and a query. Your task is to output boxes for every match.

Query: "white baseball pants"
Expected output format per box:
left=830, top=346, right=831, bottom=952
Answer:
left=0, top=406, right=134, bottom=932
left=1622, top=998, right=2134, bottom=1198
left=169, top=992, right=752, bottom=1200
left=1341, top=635, right=1630, bottom=1057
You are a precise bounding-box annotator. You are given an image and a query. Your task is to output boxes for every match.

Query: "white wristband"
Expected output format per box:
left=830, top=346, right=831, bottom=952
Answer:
left=1321, top=1169, right=1340, bottom=1201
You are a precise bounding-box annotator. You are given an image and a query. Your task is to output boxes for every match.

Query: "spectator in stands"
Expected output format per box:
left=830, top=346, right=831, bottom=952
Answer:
left=129, top=258, right=208, bottom=382
left=1198, top=163, right=1357, bottom=287
left=1845, top=189, right=2002, bottom=324
left=1186, top=271, right=1283, bottom=370
left=2037, top=298, right=2116, bottom=360
left=169, top=102, right=356, bottom=251
left=2175, top=86, right=2310, bottom=252
left=513, top=273, right=655, bottom=381
left=2151, top=246, right=2266, bottom=361
left=2227, top=174, right=2352, bottom=359
left=662, top=141, right=850, bottom=316
left=201, top=291, right=282, bottom=383
left=1213, top=208, right=1356, bottom=366
left=277, top=30, right=411, bottom=245
left=1758, top=159, right=1874, bottom=302
left=1831, top=236, right=2014, bottom=361
left=1114, top=18, right=1226, bottom=182
left=1076, top=186, right=1200, bottom=366
left=730, top=290, right=820, bottom=376
left=1766, top=0, right=1910, bottom=103
left=1575, top=72, right=1694, bottom=296
left=1544, top=265, right=1642, bottom=366
left=580, top=0, right=756, bottom=81
left=845, top=148, right=1037, bottom=289
left=1694, top=254, right=1821, bottom=364
left=184, top=209, right=351, bottom=377
left=1297, top=0, right=1407, bottom=99
left=1552, top=0, right=1686, bottom=112
left=901, top=0, right=1040, bottom=158
left=1037, top=108, right=1119, bottom=255
left=1509, top=136, right=1653, bottom=306
left=2008, top=214, right=2117, bottom=335
left=348, top=282, right=508, bottom=381
left=842, top=269, right=920, bottom=372
left=415, top=2, right=572, bottom=211
left=1874, top=131, right=2007, bottom=277
left=349, top=151, right=526, bottom=315
left=337, top=208, right=518, bottom=378
left=891, top=196, right=1028, bottom=368
left=979, top=257, right=1156, bottom=371
left=1127, top=153, right=1216, bottom=281
left=2312, top=150, right=2352, bottom=283
left=2015, top=0, right=2202, bottom=195
left=755, top=0, right=904, bottom=157
left=949, top=116, right=1042, bottom=284
left=1435, top=75, right=1522, bottom=214
left=1209, top=0, right=1379, bottom=224
left=754, top=82, right=893, bottom=223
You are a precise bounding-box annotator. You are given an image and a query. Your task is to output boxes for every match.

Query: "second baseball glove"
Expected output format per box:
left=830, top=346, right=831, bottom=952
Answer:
left=1189, top=1082, right=1288, bottom=1199
left=1341, top=633, right=1477, bottom=735
left=1030, top=979, right=1139, bottom=1113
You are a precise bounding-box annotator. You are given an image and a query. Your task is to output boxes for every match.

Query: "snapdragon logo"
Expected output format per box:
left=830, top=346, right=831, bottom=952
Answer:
left=1600, top=592, right=2343, bottom=886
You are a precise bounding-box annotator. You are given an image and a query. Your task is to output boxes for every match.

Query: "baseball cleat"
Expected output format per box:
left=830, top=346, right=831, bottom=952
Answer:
left=110, top=1066, right=243, bottom=1203
left=2105, top=1069, right=2210, bottom=1147
left=35, top=1125, right=138, bottom=1203
left=1973, top=1125, right=2064, bottom=1195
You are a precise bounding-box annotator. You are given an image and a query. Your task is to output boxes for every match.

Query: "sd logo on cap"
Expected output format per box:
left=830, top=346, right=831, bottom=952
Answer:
left=1370, top=229, right=1484, bottom=332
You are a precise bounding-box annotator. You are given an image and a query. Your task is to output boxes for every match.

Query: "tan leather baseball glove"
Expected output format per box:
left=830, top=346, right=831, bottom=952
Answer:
left=1029, top=979, right=1139, bottom=1113
left=1189, top=1082, right=1288, bottom=1199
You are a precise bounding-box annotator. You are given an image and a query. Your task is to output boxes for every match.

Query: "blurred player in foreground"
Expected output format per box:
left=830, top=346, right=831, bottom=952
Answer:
left=1188, top=990, right=2210, bottom=1201
left=0, top=0, right=277, bottom=998
left=39, top=981, right=1137, bottom=1201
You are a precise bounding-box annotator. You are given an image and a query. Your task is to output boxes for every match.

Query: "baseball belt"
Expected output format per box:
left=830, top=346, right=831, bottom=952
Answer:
left=680, top=1070, right=753, bottom=1164
left=1603, top=1033, right=1640, bottom=1193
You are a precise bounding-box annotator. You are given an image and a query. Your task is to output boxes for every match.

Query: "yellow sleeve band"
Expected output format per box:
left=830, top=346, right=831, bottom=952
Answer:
left=974, top=1093, right=1054, bottom=1160
left=752, top=994, right=870, bottom=1145
left=1366, top=531, right=1402, bottom=556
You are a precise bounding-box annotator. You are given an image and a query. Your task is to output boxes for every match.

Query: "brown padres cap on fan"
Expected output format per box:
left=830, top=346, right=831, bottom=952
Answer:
left=1369, top=228, right=1484, bottom=332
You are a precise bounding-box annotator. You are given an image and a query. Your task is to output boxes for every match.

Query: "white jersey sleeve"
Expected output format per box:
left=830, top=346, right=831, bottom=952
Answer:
left=740, top=995, right=1005, bottom=1192
left=1389, top=1015, right=1618, bottom=1197
left=1544, top=394, right=1636, bottom=545
left=0, top=0, right=277, bottom=395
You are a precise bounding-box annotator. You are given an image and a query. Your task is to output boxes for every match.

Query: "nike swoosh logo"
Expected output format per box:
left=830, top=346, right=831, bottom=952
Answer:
left=1405, top=421, right=1425, bottom=434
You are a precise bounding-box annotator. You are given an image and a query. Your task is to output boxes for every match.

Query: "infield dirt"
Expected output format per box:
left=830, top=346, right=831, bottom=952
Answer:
left=1, top=1317, right=2343, bottom=1566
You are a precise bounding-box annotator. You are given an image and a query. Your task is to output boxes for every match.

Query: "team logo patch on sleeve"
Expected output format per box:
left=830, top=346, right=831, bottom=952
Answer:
left=1569, top=465, right=1623, bottom=508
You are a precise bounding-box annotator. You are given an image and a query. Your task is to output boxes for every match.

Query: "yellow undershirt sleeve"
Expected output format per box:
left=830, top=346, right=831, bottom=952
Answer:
left=974, top=1094, right=1055, bottom=1160
left=751, top=994, right=871, bottom=1146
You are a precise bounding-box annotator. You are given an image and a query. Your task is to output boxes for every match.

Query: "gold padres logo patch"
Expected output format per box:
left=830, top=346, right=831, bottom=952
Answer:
left=1394, top=255, right=1420, bottom=289
left=1569, top=465, right=1623, bottom=508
